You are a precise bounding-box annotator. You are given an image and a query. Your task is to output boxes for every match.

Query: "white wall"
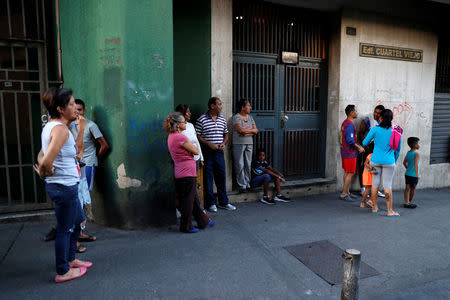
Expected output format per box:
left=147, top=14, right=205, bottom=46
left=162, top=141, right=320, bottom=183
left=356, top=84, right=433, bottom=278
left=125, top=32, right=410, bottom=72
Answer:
left=336, top=9, right=449, bottom=190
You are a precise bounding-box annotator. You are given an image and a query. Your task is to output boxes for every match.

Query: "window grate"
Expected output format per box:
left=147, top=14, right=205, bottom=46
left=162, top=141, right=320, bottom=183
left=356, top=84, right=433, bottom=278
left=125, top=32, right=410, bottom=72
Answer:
left=233, top=0, right=327, bottom=58
left=435, top=36, right=450, bottom=93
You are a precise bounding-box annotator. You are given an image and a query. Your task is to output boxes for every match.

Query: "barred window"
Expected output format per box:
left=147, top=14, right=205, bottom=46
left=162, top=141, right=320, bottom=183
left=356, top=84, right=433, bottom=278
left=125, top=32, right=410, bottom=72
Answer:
left=435, top=36, right=450, bottom=93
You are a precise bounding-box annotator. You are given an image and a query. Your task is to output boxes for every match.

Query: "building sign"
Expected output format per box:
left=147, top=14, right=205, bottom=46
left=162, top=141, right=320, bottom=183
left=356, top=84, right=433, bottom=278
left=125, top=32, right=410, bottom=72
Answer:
left=359, top=43, right=423, bottom=62
left=282, top=51, right=298, bottom=64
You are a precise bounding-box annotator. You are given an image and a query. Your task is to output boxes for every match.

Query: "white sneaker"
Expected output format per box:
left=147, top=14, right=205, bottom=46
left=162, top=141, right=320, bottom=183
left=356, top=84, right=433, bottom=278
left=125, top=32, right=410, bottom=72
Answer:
left=378, top=191, right=385, bottom=198
left=218, top=203, right=236, bottom=211
left=261, top=195, right=275, bottom=205
left=207, top=205, right=218, bottom=212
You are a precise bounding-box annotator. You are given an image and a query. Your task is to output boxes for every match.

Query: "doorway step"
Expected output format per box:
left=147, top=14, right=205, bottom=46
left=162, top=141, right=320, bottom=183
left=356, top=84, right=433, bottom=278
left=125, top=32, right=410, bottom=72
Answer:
left=228, top=178, right=336, bottom=204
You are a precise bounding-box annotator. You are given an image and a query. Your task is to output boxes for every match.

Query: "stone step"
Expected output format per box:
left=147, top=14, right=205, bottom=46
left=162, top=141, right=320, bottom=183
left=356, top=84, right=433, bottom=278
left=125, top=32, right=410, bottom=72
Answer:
left=228, top=177, right=336, bottom=203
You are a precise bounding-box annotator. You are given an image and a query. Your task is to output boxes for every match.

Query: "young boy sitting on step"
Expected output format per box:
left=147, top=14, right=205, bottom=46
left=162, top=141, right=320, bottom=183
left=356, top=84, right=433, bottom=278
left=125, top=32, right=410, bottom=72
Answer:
left=251, top=149, right=290, bottom=205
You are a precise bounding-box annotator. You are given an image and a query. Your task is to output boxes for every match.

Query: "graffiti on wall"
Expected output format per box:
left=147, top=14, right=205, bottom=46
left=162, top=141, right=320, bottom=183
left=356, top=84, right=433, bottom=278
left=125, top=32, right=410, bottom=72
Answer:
left=143, top=166, right=161, bottom=186
left=392, top=101, right=414, bottom=128
left=376, top=100, right=416, bottom=128
left=127, top=116, right=166, bottom=155
left=129, top=116, right=163, bottom=133
left=128, top=136, right=166, bottom=155
left=117, top=116, right=170, bottom=190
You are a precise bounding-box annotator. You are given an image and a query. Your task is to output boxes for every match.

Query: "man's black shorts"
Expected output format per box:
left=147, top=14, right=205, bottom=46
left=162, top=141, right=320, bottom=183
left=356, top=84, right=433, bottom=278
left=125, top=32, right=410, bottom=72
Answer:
left=405, top=175, right=419, bottom=188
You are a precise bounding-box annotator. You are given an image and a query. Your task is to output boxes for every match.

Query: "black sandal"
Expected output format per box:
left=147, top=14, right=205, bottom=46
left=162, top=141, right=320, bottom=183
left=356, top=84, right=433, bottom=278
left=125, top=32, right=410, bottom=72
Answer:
left=78, top=234, right=97, bottom=242
left=76, top=244, right=87, bottom=253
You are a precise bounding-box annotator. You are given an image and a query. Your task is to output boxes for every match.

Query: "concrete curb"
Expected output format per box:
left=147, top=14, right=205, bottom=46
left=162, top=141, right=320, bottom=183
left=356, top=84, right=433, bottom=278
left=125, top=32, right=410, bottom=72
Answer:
left=0, top=210, right=55, bottom=224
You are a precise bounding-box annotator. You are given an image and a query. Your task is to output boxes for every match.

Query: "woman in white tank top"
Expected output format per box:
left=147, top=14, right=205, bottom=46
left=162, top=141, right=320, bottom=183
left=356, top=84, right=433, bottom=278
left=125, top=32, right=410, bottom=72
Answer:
left=38, top=88, right=92, bottom=283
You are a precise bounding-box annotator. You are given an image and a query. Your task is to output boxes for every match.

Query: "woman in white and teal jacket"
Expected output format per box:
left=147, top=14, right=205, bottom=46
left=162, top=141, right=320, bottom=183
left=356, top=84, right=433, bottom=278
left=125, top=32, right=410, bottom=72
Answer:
left=363, top=109, right=401, bottom=217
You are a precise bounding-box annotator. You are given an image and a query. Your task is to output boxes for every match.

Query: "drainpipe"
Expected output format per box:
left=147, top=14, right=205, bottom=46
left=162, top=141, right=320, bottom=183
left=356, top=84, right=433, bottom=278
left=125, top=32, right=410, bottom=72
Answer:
left=55, top=0, right=63, bottom=85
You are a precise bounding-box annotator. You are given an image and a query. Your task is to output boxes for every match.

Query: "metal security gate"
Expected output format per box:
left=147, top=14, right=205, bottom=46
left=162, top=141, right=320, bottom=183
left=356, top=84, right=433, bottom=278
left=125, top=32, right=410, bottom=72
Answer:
left=233, top=0, right=328, bottom=178
left=430, top=32, right=450, bottom=164
left=0, top=0, right=53, bottom=213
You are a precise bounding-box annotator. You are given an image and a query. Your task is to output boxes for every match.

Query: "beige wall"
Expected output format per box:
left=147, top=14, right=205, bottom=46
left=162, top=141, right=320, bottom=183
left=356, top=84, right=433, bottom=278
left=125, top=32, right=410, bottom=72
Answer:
left=325, top=15, right=342, bottom=182
left=335, top=9, right=449, bottom=190
left=211, top=0, right=234, bottom=191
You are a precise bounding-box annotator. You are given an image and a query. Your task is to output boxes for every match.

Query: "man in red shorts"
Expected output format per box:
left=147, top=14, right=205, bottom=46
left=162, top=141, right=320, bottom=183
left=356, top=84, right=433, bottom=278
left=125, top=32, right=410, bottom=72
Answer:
left=340, top=105, right=365, bottom=201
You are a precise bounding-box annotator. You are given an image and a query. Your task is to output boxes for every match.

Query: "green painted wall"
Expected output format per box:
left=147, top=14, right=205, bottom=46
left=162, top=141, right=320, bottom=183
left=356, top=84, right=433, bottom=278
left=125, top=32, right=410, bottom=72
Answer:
left=173, top=0, right=211, bottom=121
left=59, top=0, right=175, bottom=228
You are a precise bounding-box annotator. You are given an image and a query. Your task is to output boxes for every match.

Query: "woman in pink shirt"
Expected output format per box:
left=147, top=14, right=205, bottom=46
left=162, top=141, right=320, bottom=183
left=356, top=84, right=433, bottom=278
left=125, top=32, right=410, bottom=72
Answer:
left=163, top=112, right=214, bottom=233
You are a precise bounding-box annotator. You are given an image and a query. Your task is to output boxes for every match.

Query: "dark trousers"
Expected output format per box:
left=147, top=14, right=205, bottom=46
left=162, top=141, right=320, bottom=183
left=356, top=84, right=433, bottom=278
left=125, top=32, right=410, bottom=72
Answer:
left=357, top=152, right=366, bottom=188
left=203, top=148, right=229, bottom=207
left=46, top=183, right=85, bottom=275
left=175, top=177, right=209, bottom=232
left=195, top=160, right=206, bottom=212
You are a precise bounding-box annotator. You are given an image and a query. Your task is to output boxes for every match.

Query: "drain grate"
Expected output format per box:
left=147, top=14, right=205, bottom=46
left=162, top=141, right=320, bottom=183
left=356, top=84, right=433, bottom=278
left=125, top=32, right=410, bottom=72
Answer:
left=284, top=240, right=380, bottom=285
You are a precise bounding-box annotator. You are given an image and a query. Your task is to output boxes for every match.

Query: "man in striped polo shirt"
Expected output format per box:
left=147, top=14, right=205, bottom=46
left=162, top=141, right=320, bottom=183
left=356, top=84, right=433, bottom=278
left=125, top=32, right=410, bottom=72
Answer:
left=339, top=104, right=365, bottom=202
left=196, top=97, right=236, bottom=212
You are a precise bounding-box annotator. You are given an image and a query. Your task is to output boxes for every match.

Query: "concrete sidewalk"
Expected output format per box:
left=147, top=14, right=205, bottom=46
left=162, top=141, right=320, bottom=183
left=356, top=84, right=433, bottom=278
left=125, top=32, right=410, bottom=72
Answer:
left=1, top=188, right=449, bottom=299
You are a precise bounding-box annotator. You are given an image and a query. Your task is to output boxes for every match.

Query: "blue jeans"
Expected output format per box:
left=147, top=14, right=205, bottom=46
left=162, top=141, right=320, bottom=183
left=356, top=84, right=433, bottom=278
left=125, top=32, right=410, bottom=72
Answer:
left=85, top=165, right=97, bottom=191
left=46, top=183, right=85, bottom=275
left=203, top=148, right=229, bottom=207
left=251, top=174, right=275, bottom=188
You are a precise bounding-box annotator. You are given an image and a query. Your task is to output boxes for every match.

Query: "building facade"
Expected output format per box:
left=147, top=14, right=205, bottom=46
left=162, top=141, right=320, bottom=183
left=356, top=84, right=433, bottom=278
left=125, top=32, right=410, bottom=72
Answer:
left=0, top=0, right=449, bottom=227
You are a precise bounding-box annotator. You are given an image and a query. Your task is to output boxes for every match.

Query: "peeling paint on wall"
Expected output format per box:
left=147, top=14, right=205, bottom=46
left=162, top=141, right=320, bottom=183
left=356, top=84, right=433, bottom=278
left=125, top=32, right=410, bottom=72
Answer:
left=148, top=53, right=164, bottom=69
left=127, top=81, right=154, bottom=103
left=126, top=80, right=173, bottom=104
left=100, top=37, right=121, bottom=65
left=116, top=163, right=142, bottom=188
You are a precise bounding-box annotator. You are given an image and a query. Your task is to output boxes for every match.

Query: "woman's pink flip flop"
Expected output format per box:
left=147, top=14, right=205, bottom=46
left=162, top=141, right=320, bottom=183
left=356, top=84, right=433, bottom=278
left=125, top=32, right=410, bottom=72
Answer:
left=55, top=266, right=87, bottom=283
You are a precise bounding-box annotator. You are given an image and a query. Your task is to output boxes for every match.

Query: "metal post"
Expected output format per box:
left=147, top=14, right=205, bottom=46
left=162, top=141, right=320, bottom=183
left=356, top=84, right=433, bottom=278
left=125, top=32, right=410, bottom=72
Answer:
left=341, top=249, right=361, bottom=300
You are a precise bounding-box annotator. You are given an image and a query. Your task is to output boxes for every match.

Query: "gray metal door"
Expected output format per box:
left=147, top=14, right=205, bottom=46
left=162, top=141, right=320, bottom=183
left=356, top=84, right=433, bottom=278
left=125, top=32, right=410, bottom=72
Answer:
left=0, top=0, right=51, bottom=213
left=0, top=42, right=49, bottom=213
left=233, top=53, right=327, bottom=178
left=281, top=59, right=327, bottom=177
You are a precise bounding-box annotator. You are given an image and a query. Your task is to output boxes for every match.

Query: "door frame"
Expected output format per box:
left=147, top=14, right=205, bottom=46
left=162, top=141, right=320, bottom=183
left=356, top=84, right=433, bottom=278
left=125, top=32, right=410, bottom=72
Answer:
left=0, top=39, right=51, bottom=213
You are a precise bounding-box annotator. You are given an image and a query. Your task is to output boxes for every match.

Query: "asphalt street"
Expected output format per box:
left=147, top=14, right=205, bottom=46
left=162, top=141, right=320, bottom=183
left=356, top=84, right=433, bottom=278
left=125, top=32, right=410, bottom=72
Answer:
left=1, top=188, right=449, bottom=299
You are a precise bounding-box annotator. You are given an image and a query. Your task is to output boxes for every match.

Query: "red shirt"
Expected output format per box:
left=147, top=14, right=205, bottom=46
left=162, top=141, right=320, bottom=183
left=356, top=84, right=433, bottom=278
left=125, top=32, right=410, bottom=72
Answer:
left=340, top=119, right=357, bottom=158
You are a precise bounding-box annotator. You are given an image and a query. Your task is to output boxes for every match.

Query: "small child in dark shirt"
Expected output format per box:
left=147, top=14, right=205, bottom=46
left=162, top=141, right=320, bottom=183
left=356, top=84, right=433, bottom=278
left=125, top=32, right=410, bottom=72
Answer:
left=251, top=149, right=290, bottom=205
left=360, top=143, right=376, bottom=208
